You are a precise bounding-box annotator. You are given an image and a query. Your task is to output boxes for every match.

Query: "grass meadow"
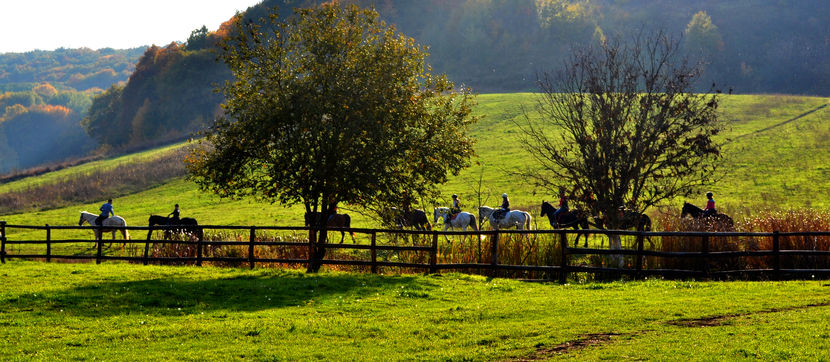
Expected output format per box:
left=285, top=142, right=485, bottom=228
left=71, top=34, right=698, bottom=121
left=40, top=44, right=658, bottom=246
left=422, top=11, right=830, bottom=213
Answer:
left=1, top=261, right=828, bottom=360
left=2, top=93, right=829, bottom=234
left=2, top=93, right=830, bottom=359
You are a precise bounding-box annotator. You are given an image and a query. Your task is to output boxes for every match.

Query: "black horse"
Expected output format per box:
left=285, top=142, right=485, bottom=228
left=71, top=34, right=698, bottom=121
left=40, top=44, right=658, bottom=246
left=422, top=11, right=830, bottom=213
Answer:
left=681, top=202, right=734, bottom=229
left=593, top=208, right=653, bottom=248
left=148, top=215, right=201, bottom=239
left=304, top=212, right=356, bottom=244
left=540, top=201, right=592, bottom=247
left=387, top=207, right=431, bottom=231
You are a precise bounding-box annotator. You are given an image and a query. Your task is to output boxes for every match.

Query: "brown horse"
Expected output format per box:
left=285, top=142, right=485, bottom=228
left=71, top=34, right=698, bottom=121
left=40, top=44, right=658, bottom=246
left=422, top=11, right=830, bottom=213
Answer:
left=304, top=212, right=356, bottom=244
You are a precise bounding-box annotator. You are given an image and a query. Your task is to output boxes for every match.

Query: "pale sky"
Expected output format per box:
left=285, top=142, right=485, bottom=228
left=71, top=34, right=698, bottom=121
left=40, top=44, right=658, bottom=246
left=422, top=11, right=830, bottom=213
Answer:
left=0, top=0, right=263, bottom=53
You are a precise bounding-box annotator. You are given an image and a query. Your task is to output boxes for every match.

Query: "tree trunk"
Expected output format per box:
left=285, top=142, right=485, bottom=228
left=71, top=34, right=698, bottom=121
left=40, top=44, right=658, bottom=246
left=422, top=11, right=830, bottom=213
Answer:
left=306, top=202, right=332, bottom=273
left=608, top=234, right=624, bottom=268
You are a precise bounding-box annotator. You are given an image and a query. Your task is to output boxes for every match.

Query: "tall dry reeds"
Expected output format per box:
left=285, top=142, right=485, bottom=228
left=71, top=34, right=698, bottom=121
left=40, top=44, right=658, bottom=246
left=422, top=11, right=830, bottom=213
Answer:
left=655, top=208, right=830, bottom=272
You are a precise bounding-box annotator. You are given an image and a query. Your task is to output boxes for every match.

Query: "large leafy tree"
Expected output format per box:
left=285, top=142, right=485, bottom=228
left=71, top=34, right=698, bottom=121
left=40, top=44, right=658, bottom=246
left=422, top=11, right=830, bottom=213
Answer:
left=187, top=4, right=477, bottom=270
left=517, top=30, right=723, bottom=253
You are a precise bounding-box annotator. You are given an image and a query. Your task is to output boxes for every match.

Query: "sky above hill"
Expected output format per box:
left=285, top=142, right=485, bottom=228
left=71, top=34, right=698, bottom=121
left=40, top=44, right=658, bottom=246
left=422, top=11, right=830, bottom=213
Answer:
left=0, top=0, right=262, bottom=53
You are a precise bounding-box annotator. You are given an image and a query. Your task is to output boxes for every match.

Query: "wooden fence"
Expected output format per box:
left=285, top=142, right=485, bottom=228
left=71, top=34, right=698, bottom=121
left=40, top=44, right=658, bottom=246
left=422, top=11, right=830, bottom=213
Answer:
left=1, top=221, right=829, bottom=281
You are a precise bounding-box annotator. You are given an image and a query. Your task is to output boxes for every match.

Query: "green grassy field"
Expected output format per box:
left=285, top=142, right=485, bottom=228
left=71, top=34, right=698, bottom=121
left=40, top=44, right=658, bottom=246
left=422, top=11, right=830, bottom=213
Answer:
left=2, top=95, right=830, bottom=360
left=0, top=93, right=828, bottom=239
left=1, top=261, right=828, bottom=360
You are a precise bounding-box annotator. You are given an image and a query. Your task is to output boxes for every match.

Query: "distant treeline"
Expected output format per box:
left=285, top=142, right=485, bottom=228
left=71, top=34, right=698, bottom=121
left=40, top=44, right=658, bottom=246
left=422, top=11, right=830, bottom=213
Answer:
left=0, top=47, right=146, bottom=91
left=0, top=83, right=97, bottom=173
left=3, top=0, right=830, bottom=173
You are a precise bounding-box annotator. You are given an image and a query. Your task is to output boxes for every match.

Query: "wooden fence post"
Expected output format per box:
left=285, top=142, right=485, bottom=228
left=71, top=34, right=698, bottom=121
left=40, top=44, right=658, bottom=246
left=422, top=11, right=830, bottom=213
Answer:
left=370, top=232, right=377, bottom=274
left=429, top=231, right=438, bottom=274
left=559, top=231, right=568, bottom=284
left=772, top=231, right=781, bottom=280
left=490, top=232, right=499, bottom=277
left=96, top=230, right=103, bottom=265
left=0, top=221, right=5, bottom=264
left=307, top=228, right=316, bottom=272
left=46, top=224, right=51, bottom=263
left=194, top=227, right=203, bottom=267
left=144, top=226, right=153, bottom=266
left=701, top=234, right=710, bottom=279
left=634, top=232, right=644, bottom=279
left=248, top=227, right=256, bottom=270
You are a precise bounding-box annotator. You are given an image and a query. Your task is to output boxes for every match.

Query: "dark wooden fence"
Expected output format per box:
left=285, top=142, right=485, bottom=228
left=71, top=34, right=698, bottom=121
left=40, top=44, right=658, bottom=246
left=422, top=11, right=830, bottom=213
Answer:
left=1, top=220, right=829, bottom=281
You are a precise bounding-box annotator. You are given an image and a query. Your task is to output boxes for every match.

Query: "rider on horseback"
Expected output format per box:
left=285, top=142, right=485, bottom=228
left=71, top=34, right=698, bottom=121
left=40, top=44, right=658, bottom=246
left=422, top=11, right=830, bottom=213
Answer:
left=703, top=191, right=717, bottom=217
left=96, top=199, right=114, bottom=226
left=495, top=193, right=510, bottom=219
left=552, top=188, right=569, bottom=224
left=167, top=204, right=180, bottom=224
left=450, top=194, right=461, bottom=221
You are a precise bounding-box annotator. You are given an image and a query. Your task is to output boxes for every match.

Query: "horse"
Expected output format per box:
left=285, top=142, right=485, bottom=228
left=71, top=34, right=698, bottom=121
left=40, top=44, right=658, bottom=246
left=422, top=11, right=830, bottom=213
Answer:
left=148, top=215, right=202, bottom=240
left=540, top=201, right=592, bottom=247
left=681, top=202, right=734, bottom=229
left=386, top=207, right=432, bottom=231
left=478, top=206, right=532, bottom=230
left=594, top=208, right=653, bottom=248
left=304, top=212, right=356, bottom=244
left=78, top=211, right=130, bottom=246
left=433, top=207, right=477, bottom=241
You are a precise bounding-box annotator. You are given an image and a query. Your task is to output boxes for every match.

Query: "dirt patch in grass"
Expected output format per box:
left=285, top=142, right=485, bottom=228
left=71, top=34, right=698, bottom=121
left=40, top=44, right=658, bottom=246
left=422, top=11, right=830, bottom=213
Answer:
left=519, top=331, right=645, bottom=360
left=668, top=301, right=830, bottom=328
left=520, top=301, right=830, bottom=359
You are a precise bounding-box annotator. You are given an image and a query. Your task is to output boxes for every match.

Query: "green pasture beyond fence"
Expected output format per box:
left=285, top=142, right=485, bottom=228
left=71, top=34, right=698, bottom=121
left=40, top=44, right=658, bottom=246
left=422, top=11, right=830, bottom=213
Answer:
left=1, top=221, right=829, bottom=282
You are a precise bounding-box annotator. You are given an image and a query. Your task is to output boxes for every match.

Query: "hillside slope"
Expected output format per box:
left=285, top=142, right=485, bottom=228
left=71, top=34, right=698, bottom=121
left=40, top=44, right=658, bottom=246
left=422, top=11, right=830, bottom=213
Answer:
left=1, top=93, right=828, bottom=239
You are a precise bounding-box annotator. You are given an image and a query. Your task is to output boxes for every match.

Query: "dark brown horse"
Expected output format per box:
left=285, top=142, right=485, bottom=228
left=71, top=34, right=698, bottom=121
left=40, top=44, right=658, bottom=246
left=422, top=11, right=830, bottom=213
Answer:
left=384, top=207, right=431, bottom=231
left=304, top=212, right=356, bottom=244
left=681, top=202, right=734, bottom=229
left=148, top=215, right=202, bottom=240
left=540, top=201, right=592, bottom=247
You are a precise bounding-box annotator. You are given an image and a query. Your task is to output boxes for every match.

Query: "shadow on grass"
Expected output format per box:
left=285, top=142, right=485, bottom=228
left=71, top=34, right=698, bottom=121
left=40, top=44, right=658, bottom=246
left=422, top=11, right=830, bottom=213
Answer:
left=3, top=270, right=437, bottom=317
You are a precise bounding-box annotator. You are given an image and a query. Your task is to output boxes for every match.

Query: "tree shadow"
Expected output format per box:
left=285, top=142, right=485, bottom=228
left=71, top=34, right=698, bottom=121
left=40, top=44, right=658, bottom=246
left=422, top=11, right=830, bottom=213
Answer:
left=6, top=271, right=435, bottom=317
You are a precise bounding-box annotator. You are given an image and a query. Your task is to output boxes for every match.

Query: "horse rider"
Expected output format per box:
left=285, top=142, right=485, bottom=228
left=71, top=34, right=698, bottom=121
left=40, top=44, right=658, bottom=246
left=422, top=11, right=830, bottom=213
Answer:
left=552, top=188, right=569, bottom=223
left=96, top=199, right=114, bottom=226
left=495, top=193, right=510, bottom=219
left=702, top=191, right=717, bottom=217
left=167, top=204, right=181, bottom=224
left=401, top=190, right=413, bottom=213
left=450, top=194, right=461, bottom=221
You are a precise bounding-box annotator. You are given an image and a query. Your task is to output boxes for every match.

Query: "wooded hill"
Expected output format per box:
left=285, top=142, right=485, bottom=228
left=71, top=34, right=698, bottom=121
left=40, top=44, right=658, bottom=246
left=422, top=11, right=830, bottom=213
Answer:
left=0, top=48, right=145, bottom=173
left=2, top=0, right=829, bottom=173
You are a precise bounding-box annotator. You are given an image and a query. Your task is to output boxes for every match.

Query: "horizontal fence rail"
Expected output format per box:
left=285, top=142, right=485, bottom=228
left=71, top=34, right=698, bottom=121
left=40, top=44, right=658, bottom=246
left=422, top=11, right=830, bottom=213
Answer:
left=1, top=220, right=829, bottom=282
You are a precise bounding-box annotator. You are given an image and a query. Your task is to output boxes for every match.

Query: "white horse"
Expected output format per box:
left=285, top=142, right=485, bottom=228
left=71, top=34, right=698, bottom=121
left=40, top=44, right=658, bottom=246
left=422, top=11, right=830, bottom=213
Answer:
left=78, top=211, right=130, bottom=245
left=478, top=206, right=532, bottom=230
left=433, top=207, right=478, bottom=233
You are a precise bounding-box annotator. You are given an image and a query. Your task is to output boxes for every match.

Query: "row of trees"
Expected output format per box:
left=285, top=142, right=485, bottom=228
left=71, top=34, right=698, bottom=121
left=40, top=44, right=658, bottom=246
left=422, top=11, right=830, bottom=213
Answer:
left=0, top=83, right=97, bottom=172
left=0, top=47, right=144, bottom=91
left=187, top=5, right=721, bottom=271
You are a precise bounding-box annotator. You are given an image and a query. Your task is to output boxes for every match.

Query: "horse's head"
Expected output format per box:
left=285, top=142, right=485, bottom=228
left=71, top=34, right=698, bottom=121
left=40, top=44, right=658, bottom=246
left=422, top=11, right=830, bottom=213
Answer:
left=478, top=206, right=493, bottom=220
left=681, top=202, right=698, bottom=218
left=78, top=211, right=90, bottom=226
left=540, top=201, right=553, bottom=216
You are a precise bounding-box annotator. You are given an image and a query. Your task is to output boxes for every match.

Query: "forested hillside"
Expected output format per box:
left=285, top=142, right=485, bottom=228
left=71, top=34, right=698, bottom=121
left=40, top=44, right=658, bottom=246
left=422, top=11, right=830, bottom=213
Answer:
left=0, top=48, right=145, bottom=173
left=3, top=0, right=829, bottom=174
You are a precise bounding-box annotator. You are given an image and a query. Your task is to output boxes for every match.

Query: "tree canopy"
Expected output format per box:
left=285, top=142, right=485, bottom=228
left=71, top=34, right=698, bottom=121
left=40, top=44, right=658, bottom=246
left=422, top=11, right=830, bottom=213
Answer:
left=517, top=31, right=723, bottom=248
left=187, top=4, right=477, bottom=228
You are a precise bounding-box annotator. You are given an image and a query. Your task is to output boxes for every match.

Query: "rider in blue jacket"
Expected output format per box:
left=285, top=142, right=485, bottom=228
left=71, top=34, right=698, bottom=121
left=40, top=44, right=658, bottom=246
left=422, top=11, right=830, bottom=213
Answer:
left=96, top=199, right=114, bottom=226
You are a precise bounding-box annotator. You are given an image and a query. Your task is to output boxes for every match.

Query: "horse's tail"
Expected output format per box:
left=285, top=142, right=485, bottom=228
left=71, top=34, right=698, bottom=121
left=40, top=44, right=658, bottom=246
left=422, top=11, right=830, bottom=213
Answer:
left=525, top=212, right=532, bottom=230
left=469, top=215, right=477, bottom=231
left=122, top=220, right=130, bottom=240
